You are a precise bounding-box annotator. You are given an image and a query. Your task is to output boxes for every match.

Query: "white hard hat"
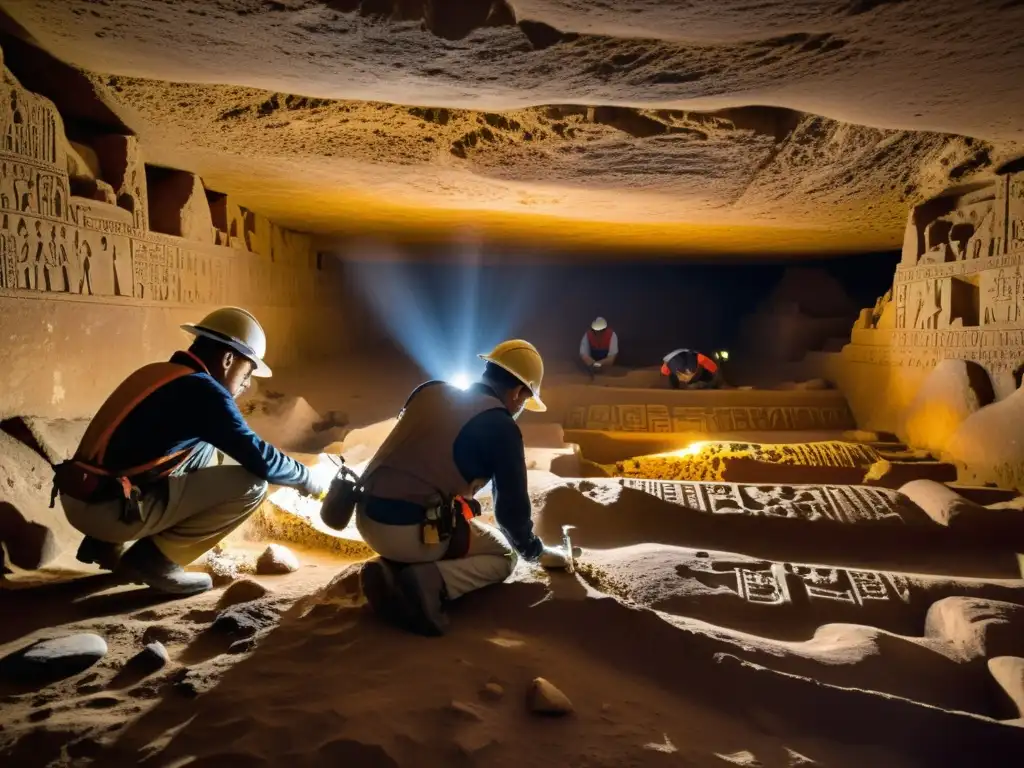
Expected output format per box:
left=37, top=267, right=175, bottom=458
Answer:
left=478, top=339, right=546, bottom=412
left=591, top=317, right=607, bottom=331
left=181, top=306, right=272, bottom=377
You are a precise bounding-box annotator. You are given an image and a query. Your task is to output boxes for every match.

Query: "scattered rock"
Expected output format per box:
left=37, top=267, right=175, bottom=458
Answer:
left=716, top=751, right=763, bottom=766
left=204, top=548, right=243, bottom=585
left=448, top=700, right=486, bottom=721
left=212, top=603, right=278, bottom=639
left=527, top=677, right=573, bottom=715
left=642, top=734, right=677, bottom=753
left=141, top=624, right=190, bottom=646
left=28, top=708, right=52, bottom=722
left=218, top=578, right=269, bottom=608
left=256, top=543, right=299, bottom=575
left=480, top=682, right=504, bottom=701
left=785, top=748, right=819, bottom=765
left=130, top=641, right=169, bottom=674
left=0, top=633, right=107, bottom=683
left=228, top=637, right=257, bottom=654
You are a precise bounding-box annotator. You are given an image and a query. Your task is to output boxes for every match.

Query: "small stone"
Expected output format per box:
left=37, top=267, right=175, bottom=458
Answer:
left=211, top=604, right=277, bottom=639
left=128, top=641, right=169, bottom=674
left=449, top=700, right=486, bottom=721
left=204, top=551, right=241, bottom=586
left=141, top=624, right=190, bottom=646
left=256, top=544, right=300, bottom=575
left=0, top=633, right=107, bottom=683
left=527, top=677, right=573, bottom=716
left=218, top=578, right=268, bottom=608
left=480, top=682, right=504, bottom=701
left=228, top=637, right=256, bottom=654
left=28, top=708, right=52, bottom=722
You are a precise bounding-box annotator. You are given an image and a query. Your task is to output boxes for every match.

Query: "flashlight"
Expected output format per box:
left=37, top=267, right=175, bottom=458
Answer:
left=450, top=372, right=472, bottom=390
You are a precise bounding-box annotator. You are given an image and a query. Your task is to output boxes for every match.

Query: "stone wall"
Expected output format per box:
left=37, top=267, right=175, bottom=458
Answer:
left=0, top=45, right=360, bottom=419
left=831, top=169, right=1024, bottom=434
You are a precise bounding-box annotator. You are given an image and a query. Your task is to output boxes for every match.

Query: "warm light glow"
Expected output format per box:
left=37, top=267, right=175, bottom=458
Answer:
left=450, top=372, right=472, bottom=390
left=717, top=350, right=730, bottom=361
left=669, top=441, right=708, bottom=457
left=309, top=453, right=342, bottom=489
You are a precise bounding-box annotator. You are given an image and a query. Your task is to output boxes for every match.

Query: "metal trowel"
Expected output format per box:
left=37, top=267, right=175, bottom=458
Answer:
left=561, top=524, right=577, bottom=574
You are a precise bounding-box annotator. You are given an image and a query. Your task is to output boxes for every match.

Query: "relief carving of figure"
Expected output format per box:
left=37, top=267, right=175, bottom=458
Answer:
left=15, top=217, right=31, bottom=289
left=14, top=175, right=34, bottom=214
left=78, top=234, right=93, bottom=295
left=46, top=225, right=61, bottom=291
left=33, top=220, right=49, bottom=291
left=58, top=226, right=75, bottom=293
left=6, top=90, right=23, bottom=153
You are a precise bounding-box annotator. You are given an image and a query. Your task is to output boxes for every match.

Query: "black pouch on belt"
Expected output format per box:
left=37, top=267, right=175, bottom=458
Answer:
left=442, top=496, right=481, bottom=560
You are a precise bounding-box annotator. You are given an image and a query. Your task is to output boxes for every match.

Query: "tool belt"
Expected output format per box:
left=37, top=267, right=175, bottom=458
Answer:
left=423, top=495, right=481, bottom=559
left=50, top=460, right=145, bottom=525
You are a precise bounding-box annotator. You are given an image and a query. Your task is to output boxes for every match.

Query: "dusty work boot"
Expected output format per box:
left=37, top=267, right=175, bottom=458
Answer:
left=117, top=537, right=212, bottom=596
left=361, top=558, right=413, bottom=629
left=397, top=563, right=450, bottom=637
left=76, top=536, right=125, bottom=572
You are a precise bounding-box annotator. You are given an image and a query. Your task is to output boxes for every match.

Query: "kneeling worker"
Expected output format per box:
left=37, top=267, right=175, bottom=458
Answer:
left=356, top=339, right=577, bottom=636
left=52, top=307, right=326, bottom=596
left=580, top=317, right=618, bottom=372
left=661, top=348, right=724, bottom=390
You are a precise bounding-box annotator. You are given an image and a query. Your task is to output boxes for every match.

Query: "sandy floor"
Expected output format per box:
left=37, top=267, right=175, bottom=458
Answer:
left=3, top=367, right=1024, bottom=766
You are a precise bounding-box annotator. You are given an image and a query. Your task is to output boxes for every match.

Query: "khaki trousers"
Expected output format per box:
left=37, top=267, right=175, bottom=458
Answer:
left=61, top=465, right=268, bottom=566
left=356, top=510, right=517, bottom=600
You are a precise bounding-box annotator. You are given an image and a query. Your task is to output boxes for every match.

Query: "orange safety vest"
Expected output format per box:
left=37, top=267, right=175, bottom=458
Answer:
left=586, top=327, right=613, bottom=352
left=53, top=352, right=207, bottom=503
left=696, top=353, right=718, bottom=374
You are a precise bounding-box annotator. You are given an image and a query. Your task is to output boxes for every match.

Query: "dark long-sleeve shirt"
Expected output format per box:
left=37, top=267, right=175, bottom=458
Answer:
left=101, top=351, right=311, bottom=491
left=364, top=382, right=544, bottom=560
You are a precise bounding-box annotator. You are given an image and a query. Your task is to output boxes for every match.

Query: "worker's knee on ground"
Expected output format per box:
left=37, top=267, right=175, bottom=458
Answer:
left=502, top=548, right=518, bottom=578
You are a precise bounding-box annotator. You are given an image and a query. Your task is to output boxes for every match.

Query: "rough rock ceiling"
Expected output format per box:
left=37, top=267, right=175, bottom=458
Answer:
left=4, top=0, right=1024, bottom=255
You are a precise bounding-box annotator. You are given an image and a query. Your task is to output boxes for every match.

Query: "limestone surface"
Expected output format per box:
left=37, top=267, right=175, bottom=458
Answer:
left=6, top=1, right=1024, bottom=253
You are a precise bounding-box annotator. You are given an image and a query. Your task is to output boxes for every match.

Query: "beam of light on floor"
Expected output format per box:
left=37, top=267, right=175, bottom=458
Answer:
left=339, top=238, right=533, bottom=387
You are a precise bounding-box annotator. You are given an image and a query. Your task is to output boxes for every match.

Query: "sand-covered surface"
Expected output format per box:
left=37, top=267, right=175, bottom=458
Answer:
left=4, top=1, right=1024, bottom=253
left=5, top=370, right=1024, bottom=766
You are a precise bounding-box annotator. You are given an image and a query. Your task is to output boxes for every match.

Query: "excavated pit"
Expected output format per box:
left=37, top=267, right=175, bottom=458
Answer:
left=4, top=3, right=1024, bottom=766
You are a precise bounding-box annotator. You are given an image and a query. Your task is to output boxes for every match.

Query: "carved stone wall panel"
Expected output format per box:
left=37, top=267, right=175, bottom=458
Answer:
left=1010, top=171, right=1024, bottom=254
left=564, top=403, right=855, bottom=432
left=620, top=479, right=911, bottom=523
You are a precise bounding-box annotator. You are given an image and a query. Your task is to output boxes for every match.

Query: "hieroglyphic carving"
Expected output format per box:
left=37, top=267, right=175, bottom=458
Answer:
left=981, top=267, right=1024, bottom=324
left=691, top=554, right=912, bottom=607
left=564, top=404, right=854, bottom=432
left=844, top=328, right=1024, bottom=373
left=1010, top=172, right=1024, bottom=254
left=0, top=51, right=323, bottom=309
left=620, top=480, right=909, bottom=524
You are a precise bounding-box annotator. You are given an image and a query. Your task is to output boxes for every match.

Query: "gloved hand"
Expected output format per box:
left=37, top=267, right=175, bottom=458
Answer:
left=301, top=475, right=329, bottom=501
left=538, top=544, right=582, bottom=569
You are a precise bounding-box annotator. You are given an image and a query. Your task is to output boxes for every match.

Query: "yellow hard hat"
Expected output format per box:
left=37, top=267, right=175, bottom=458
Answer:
left=181, top=306, right=272, bottom=377
left=478, top=339, right=546, bottom=412
left=591, top=317, right=607, bottom=331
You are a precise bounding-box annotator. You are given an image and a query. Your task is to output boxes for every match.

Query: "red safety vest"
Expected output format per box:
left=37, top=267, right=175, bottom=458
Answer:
left=586, top=327, right=613, bottom=352
left=55, top=352, right=208, bottom=503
